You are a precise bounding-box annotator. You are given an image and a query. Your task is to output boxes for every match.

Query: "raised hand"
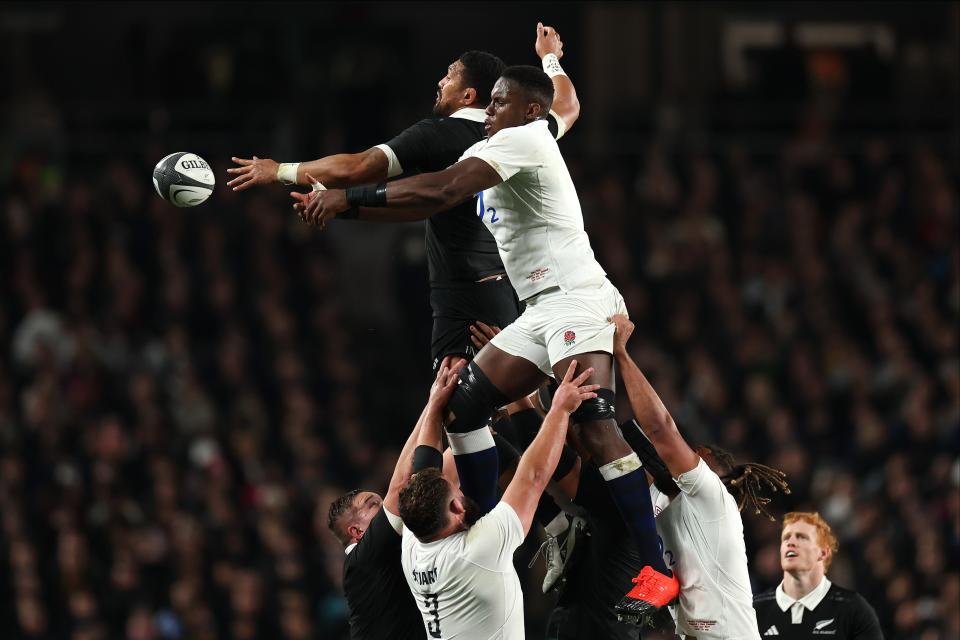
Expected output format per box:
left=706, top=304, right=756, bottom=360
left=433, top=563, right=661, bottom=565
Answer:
left=535, top=22, right=564, bottom=60
left=551, top=360, right=598, bottom=415
left=227, top=156, right=280, bottom=191
left=428, top=356, right=467, bottom=410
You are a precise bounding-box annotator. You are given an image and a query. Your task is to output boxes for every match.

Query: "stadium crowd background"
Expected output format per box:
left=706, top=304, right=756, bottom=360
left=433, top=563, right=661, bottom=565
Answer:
left=1, top=2, right=957, bottom=639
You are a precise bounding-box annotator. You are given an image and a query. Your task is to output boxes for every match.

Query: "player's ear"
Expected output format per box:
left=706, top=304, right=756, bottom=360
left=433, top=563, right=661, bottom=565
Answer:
left=525, top=102, right=543, bottom=122
left=348, top=523, right=363, bottom=540
left=462, top=87, right=477, bottom=106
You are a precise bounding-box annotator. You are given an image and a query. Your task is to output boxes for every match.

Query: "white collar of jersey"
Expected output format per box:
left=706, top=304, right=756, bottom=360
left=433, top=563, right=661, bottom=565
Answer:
left=344, top=543, right=357, bottom=555
left=776, top=576, right=832, bottom=612
left=448, top=107, right=486, bottom=123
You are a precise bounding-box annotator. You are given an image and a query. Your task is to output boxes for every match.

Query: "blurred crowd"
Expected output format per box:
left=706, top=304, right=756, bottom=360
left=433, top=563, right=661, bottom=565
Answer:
left=1, top=112, right=958, bottom=640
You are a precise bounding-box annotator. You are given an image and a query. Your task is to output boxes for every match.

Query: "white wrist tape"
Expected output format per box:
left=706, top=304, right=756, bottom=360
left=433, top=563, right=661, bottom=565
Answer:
left=277, top=162, right=300, bottom=185
left=541, top=53, right=566, bottom=78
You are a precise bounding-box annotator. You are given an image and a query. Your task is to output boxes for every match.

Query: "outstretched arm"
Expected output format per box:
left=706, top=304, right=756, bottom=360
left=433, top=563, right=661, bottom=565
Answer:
left=501, top=361, right=598, bottom=536
left=227, top=148, right=390, bottom=191
left=536, top=23, right=580, bottom=135
left=383, top=357, right=465, bottom=514
left=610, top=315, right=700, bottom=477
left=294, top=157, right=502, bottom=228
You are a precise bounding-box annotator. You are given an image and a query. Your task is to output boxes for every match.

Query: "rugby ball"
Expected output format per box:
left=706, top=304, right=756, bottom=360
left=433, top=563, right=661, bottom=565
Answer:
left=153, top=152, right=215, bottom=207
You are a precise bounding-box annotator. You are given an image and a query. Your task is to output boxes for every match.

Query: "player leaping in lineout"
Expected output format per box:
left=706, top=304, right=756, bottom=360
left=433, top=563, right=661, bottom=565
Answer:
left=233, top=30, right=588, bottom=584
left=295, top=65, right=681, bottom=617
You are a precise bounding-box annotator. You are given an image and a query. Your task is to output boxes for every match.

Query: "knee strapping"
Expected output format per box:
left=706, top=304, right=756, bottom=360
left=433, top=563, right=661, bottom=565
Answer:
left=571, top=388, right=616, bottom=423
left=446, top=361, right=509, bottom=434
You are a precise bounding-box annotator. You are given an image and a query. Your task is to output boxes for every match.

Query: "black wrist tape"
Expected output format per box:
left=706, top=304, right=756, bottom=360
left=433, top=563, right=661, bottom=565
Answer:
left=345, top=183, right=387, bottom=207
left=412, top=445, right=443, bottom=472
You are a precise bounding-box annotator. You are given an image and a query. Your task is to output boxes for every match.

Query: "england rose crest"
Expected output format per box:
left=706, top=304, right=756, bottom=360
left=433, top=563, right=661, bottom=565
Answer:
left=563, top=330, right=576, bottom=346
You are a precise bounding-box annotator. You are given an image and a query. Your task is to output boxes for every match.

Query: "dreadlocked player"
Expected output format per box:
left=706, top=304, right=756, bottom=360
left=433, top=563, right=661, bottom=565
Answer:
left=609, top=315, right=790, bottom=638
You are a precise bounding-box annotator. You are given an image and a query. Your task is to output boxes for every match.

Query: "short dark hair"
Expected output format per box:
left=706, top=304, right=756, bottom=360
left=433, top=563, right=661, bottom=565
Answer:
left=327, top=489, right=361, bottom=546
left=500, top=65, right=554, bottom=114
left=458, top=51, right=505, bottom=105
left=398, top=468, right=451, bottom=540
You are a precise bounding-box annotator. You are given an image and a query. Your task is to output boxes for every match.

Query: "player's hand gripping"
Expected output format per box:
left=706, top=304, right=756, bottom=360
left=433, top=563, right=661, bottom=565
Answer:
left=550, top=360, right=599, bottom=415
left=428, top=356, right=466, bottom=413
left=291, top=175, right=350, bottom=228
left=609, top=314, right=634, bottom=356
left=535, top=22, right=564, bottom=60
left=227, top=156, right=280, bottom=191
left=468, top=320, right=501, bottom=350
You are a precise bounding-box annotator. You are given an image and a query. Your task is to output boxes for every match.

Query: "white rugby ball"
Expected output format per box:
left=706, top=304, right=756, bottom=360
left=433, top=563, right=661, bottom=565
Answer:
left=153, top=152, right=215, bottom=207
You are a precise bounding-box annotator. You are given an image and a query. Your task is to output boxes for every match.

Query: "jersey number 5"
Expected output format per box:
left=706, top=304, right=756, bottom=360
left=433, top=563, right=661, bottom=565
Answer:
left=424, top=593, right=441, bottom=638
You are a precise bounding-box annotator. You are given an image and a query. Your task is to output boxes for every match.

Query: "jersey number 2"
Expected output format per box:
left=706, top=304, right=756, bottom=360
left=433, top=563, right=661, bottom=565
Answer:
left=424, top=593, right=441, bottom=638
left=476, top=192, right=499, bottom=223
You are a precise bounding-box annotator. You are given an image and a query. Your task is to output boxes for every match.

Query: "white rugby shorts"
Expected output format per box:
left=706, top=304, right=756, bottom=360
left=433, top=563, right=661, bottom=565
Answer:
left=489, top=278, right=627, bottom=377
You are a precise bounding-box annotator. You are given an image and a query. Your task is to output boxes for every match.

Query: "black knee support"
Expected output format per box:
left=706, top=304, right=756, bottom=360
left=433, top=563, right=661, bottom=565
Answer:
left=446, top=361, right=509, bottom=434
left=571, top=388, right=616, bottom=423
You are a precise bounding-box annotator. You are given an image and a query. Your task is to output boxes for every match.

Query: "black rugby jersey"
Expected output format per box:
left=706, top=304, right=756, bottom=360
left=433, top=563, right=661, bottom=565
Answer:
left=342, top=508, right=425, bottom=640
left=753, top=582, right=883, bottom=639
left=383, top=109, right=561, bottom=286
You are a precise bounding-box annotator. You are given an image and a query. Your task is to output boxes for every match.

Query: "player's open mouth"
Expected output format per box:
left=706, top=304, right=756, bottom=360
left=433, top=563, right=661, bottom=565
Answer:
left=785, top=551, right=798, bottom=558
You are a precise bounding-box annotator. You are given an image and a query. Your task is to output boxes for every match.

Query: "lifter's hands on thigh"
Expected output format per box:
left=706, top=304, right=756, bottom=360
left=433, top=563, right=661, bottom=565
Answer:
left=609, top=314, right=634, bottom=356
left=469, top=321, right=501, bottom=350
left=551, top=360, right=598, bottom=416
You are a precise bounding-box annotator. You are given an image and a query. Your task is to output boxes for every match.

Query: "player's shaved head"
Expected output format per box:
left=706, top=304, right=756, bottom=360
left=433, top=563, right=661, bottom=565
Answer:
left=327, top=489, right=362, bottom=545
left=500, top=65, right=554, bottom=115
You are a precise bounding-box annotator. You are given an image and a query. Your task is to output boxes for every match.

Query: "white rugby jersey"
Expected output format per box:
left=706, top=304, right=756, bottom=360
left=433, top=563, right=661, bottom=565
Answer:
left=651, top=459, right=762, bottom=640
left=400, top=502, right=525, bottom=640
left=459, top=120, right=608, bottom=301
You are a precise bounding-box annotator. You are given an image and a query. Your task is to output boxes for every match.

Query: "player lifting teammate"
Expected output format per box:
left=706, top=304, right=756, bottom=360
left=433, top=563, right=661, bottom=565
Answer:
left=397, top=361, right=598, bottom=639
left=610, top=314, right=791, bottom=636
left=323, top=357, right=464, bottom=640
left=298, top=64, right=682, bottom=619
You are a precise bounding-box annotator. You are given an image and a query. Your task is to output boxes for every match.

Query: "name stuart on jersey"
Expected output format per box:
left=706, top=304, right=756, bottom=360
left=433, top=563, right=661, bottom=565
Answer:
left=412, top=567, right=439, bottom=586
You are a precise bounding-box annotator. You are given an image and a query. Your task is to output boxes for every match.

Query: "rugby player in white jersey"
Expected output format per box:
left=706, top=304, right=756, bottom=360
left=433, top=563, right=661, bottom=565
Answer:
left=297, top=63, right=682, bottom=618
left=609, top=314, right=791, bottom=638
left=397, top=361, right=598, bottom=639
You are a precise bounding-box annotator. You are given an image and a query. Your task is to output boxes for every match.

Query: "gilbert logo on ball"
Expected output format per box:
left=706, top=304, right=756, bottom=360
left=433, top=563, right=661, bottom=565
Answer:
left=153, top=152, right=215, bottom=207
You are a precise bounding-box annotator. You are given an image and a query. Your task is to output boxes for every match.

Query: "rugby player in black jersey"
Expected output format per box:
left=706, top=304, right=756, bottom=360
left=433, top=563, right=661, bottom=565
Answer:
left=229, top=23, right=579, bottom=375
left=754, top=512, right=882, bottom=640
left=323, top=357, right=463, bottom=640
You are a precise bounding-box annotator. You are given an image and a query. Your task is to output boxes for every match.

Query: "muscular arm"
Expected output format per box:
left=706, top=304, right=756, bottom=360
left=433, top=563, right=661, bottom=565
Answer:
left=298, top=156, right=502, bottom=226
left=501, top=362, right=596, bottom=536
left=611, top=317, right=700, bottom=477
left=383, top=405, right=430, bottom=514
left=295, top=147, right=389, bottom=188
left=383, top=357, right=464, bottom=513
left=501, top=406, right=572, bottom=536
left=549, top=75, right=580, bottom=133
left=379, top=157, right=501, bottom=217
left=536, top=22, right=580, bottom=135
